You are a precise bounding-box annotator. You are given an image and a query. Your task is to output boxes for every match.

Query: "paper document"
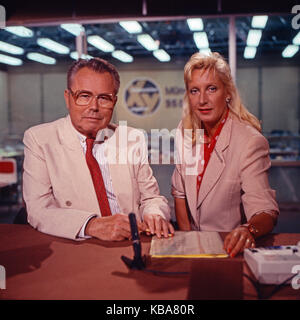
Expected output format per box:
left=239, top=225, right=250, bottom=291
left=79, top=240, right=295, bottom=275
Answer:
left=150, top=231, right=228, bottom=258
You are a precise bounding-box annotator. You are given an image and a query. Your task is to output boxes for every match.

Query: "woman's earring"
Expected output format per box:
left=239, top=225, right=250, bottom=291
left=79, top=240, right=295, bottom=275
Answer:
left=226, top=97, right=231, bottom=104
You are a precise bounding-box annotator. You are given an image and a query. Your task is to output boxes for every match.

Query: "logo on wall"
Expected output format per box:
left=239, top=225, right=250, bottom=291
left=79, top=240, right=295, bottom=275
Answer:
left=124, top=78, right=161, bottom=116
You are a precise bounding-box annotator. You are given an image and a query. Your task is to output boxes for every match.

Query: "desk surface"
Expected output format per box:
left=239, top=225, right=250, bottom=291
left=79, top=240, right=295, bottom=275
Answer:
left=0, top=224, right=299, bottom=300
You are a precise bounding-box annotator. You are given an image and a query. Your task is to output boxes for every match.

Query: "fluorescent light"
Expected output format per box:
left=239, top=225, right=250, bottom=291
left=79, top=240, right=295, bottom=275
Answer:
left=112, top=50, right=133, bottom=63
left=282, top=45, right=299, bottom=58
left=244, top=46, right=257, bottom=59
left=246, top=29, right=262, bottom=47
left=5, top=26, right=33, bottom=37
left=87, top=35, right=115, bottom=52
left=0, top=53, right=22, bottom=65
left=187, top=18, right=204, bottom=31
left=37, top=38, right=70, bottom=54
left=0, top=40, right=24, bottom=55
left=119, top=21, right=142, bottom=34
left=70, top=51, right=93, bottom=60
left=292, top=31, right=300, bottom=45
left=251, top=16, right=268, bottom=29
left=193, top=32, right=209, bottom=49
left=61, top=24, right=84, bottom=36
left=153, top=49, right=170, bottom=62
left=200, top=48, right=211, bottom=55
left=27, top=52, right=56, bottom=64
left=137, top=34, right=159, bottom=51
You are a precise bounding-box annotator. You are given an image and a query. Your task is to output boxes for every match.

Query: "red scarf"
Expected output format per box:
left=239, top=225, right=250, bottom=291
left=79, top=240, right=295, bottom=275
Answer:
left=197, top=109, right=229, bottom=194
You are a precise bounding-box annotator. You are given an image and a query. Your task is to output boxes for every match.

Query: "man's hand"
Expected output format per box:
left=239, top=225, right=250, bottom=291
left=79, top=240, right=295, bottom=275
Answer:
left=143, top=213, right=175, bottom=238
left=85, top=214, right=146, bottom=241
left=223, top=226, right=255, bottom=258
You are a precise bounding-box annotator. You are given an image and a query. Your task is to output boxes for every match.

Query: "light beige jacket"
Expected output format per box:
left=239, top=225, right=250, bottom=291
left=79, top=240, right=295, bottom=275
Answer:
left=172, top=115, right=279, bottom=231
left=23, top=115, right=170, bottom=240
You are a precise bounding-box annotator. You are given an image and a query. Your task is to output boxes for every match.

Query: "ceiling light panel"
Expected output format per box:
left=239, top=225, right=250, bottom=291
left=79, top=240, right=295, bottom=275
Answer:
left=61, top=24, right=84, bottom=36
left=251, top=16, right=268, bottom=29
left=0, top=40, right=24, bottom=55
left=246, top=29, right=262, bottom=47
left=193, top=32, right=209, bottom=49
left=37, top=38, right=70, bottom=54
left=282, top=45, right=299, bottom=58
left=119, top=21, right=142, bottom=34
left=0, top=53, right=23, bottom=65
left=244, top=46, right=257, bottom=59
left=70, top=51, right=93, bottom=60
left=87, top=35, right=115, bottom=52
left=5, top=26, right=33, bottom=37
left=27, top=52, right=56, bottom=64
left=137, top=34, right=159, bottom=51
left=187, top=18, right=204, bottom=31
left=153, top=49, right=170, bottom=62
left=293, top=31, right=300, bottom=45
left=112, top=50, right=133, bottom=63
left=200, top=48, right=211, bottom=55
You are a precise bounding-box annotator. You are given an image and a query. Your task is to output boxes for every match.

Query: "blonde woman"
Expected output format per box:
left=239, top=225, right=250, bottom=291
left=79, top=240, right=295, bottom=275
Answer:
left=172, top=52, right=279, bottom=257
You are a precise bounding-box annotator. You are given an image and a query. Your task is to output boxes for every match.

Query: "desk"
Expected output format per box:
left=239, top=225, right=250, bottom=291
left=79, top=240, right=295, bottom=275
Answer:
left=0, top=224, right=299, bottom=300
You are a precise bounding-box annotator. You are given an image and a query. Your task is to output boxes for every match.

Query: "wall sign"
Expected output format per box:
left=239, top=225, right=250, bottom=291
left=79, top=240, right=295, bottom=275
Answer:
left=124, top=78, right=161, bottom=116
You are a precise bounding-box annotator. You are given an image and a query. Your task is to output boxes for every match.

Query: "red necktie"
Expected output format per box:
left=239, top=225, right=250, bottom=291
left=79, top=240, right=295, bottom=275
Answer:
left=85, top=138, right=112, bottom=216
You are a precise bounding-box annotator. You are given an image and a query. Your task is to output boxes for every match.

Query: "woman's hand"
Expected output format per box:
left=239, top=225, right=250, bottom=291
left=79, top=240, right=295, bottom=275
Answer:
left=223, top=226, right=255, bottom=258
left=143, top=213, right=175, bottom=238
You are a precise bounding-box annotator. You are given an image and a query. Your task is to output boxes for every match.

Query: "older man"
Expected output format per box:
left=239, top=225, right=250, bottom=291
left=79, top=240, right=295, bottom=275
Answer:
left=23, top=58, right=173, bottom=241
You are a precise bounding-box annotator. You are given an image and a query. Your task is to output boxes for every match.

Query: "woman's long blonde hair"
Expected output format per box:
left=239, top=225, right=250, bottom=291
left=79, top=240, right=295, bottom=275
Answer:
left=182, top=52, right=261, bottom=135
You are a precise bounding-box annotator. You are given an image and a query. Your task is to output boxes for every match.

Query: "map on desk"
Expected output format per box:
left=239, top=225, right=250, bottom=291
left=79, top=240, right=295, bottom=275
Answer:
left=150, top=231, right=228, bottom=258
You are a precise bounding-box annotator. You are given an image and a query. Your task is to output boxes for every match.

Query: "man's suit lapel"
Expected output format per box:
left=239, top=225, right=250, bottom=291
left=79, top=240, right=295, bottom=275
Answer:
left=58, top=115, right=100, bottom=214
left=197, top=117, right=232, bottom=208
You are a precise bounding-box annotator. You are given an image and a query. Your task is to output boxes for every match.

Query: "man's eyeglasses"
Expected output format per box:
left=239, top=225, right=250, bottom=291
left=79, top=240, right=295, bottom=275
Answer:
left=68, top=89, right=116, bottom=109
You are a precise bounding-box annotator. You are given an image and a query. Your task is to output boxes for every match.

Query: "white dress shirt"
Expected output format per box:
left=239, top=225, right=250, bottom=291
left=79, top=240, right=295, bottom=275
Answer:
left=76, top=129, right=121, bottom=238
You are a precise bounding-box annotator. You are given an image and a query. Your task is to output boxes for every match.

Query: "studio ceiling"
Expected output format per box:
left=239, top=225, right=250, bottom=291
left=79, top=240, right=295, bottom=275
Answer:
left=0, top=14, right=298, bottom=66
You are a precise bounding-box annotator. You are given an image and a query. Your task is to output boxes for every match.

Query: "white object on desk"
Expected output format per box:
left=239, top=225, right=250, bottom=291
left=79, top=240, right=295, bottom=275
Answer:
left=244, top=244, right=300, bottom=285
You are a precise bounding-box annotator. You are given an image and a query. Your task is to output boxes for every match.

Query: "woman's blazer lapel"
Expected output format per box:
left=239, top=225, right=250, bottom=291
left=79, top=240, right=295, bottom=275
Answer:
left=197, top=117, right=232, bottom=208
